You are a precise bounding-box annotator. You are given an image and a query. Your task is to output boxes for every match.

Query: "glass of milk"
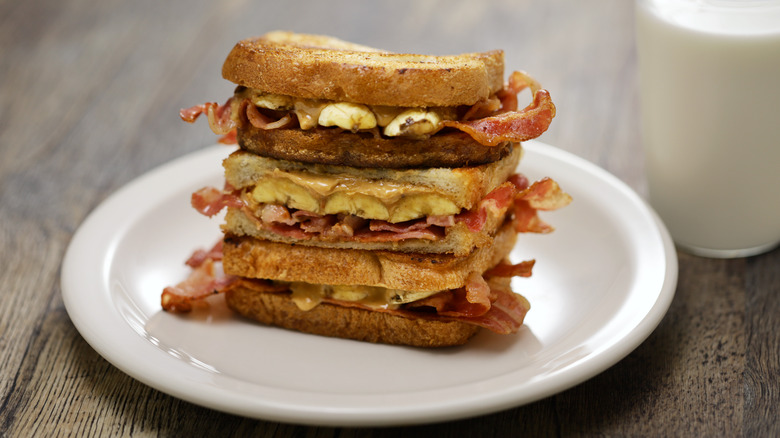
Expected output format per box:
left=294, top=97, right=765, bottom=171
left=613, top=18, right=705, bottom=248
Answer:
left=636, top=0, right=780, bottom=258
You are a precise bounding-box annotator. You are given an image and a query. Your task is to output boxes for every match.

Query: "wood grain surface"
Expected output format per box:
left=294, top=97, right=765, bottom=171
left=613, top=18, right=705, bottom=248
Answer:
left=1, top=0, right=778, bottom=436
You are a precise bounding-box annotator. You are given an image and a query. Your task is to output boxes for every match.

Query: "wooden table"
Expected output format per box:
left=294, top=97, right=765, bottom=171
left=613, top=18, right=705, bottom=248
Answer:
left=2, top=0, right=778, bottom=435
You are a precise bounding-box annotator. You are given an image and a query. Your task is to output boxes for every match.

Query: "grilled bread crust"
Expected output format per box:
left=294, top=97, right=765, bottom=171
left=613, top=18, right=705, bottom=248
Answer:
left=222, top=220, right=517, bottom=293
left=221, top=31, right=505, bottom=107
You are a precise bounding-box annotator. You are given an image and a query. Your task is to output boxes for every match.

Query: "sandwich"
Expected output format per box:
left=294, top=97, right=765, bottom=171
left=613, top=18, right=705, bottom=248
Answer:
left=162, top=31, right=571, bottom=347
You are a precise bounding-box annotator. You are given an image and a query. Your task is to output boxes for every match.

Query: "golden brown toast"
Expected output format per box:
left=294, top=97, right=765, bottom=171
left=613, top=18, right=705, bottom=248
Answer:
left=222, top=31, right=505, bottom=107
left=222, top=219, right=518, bottom=293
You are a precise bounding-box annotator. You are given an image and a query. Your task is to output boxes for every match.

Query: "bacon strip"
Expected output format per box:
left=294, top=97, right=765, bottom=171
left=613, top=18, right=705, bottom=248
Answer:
left=443, top=87, right=556, bottom=146
left=464, top=272, right=492, bottom=315
left=513, top=177, right=572, bottom=233
left=259, top=204, right=295, bottom=226
left=368, top=219, right=439, bottom=235
left=180, top=99, right=238, bottom=144
left=463, top=283, right=531, bottom=334
left=517, top=177, right=572, bottom=211
left=180, top=99, right=236, bottom=134
left=185, top=240, right=224, bottom=268
left=355, top=227, right=442, bottom=242
left=179, top=105, right=208, bottom=123
left=245, top=100, right=295, bottom=130
left=401, top=274, right=531, bottom=334
left=161, top=258, right=236, bottom=313
left=454, top=182, right=516, bottom=232
left=484, top=260, right=535, bottom=278
left=217, top=130, right=237, bottom=145
left=162, top=245, right=292, bottom=313
left=191, top=186, right=244, bottom=217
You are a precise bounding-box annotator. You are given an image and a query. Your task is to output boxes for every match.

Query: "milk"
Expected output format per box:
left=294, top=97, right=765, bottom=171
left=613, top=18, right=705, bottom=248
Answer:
left=636, top=0, right=780, bottom=257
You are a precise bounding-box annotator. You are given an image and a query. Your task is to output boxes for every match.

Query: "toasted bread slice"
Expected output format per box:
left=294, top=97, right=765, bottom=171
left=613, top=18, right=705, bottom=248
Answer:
left=221, top=219, right=517, bottom=292
left=223, top=146, right=522, bottom=216
left=222, top=31, right=504, bottom=107
left=225, top=283, right=481, bottom=347
left=259, top=30, right=386, bottom=53
left=237, top=125, right=514, bottom=168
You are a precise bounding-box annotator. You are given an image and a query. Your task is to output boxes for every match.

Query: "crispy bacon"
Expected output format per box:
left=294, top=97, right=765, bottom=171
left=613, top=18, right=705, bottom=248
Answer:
left=464, top=283, right=531, bottom=334
left=517, top=177, right=572, bottom=211
left=180, top=99, right=238, bottom=144
left=244, top=100, right=295, bottom=130
left=427, top=215, right=456, bottom=227
left=514, top=177, right=572, bottom=233
left=508, top=173, right=530, bottom=191
left=266, top=222, right=310, bottom=239
left=179, top=105, right=208, bottom=123
left=464, top=272, right=492, bottom=315
left=369, top=219, right=435, bottom=234
left=217, top=130, right=237, bottom=144
left=514, top=200, right=554, bottom=234
left=405, top=274, right=490, bottom=319
left=456, top=207, right=487, bottom=233
left=455, top=182, right=519, bottom=232
left=332, top=215, right=367, bottom=237
left=491, top=70, right=528, bottom=115
left=191, top=186, right=244, bottom=217
left=260, top=204, right=296, bottom=226
left=180, top=98, right=236, bottom=134
left=315, top=278, right=529, bottom=334
left=484, top=260, right=535, bottom=278
left=354, top=226, right=442, bottom=242
left=161, top=258, right=235, bottom=313
left=242, top=203, right=448, bottom=243
left=299, top=214, right=337, bottom=234
left=162, top=243, right=290, bottom=313
left=401, top=274, right=532, bottom=334
left=185, top=240, right=224, bottom=268
left=444, top=87, right=556, bottom=146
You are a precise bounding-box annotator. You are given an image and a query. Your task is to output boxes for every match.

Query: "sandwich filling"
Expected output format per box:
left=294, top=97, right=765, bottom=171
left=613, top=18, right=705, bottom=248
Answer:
left=221, top=147, right=523, bottom=223
left=234, top=86, right=458, bottom=137
left=192, top=170, right=570, bottom=251
left=161, top=240, right=535, bottom=335
left=181, top=144, right=575, bottom=253
left=243, top=168, right=461, bottom=222
left=287, top=282, right=441, bottom=311
left=181, top=70, right=557, bottom=147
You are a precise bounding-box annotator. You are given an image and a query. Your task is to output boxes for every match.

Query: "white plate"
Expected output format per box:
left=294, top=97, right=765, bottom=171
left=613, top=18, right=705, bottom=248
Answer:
left=61, top=141, right=677, bottom=427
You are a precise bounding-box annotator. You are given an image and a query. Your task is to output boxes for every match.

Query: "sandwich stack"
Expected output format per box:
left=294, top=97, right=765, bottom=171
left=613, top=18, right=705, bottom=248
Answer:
left=162, top=32, right=571, bottom=347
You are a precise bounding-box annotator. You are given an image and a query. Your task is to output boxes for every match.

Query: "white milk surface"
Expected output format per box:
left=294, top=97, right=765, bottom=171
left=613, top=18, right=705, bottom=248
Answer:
left=636, top=0, right=780, bottom=256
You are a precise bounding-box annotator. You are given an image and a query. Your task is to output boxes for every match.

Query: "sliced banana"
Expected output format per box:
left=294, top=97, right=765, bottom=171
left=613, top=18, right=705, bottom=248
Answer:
left=318, top=102, right=377, bottom=131
left=383, top=108, right=443, bottom=137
